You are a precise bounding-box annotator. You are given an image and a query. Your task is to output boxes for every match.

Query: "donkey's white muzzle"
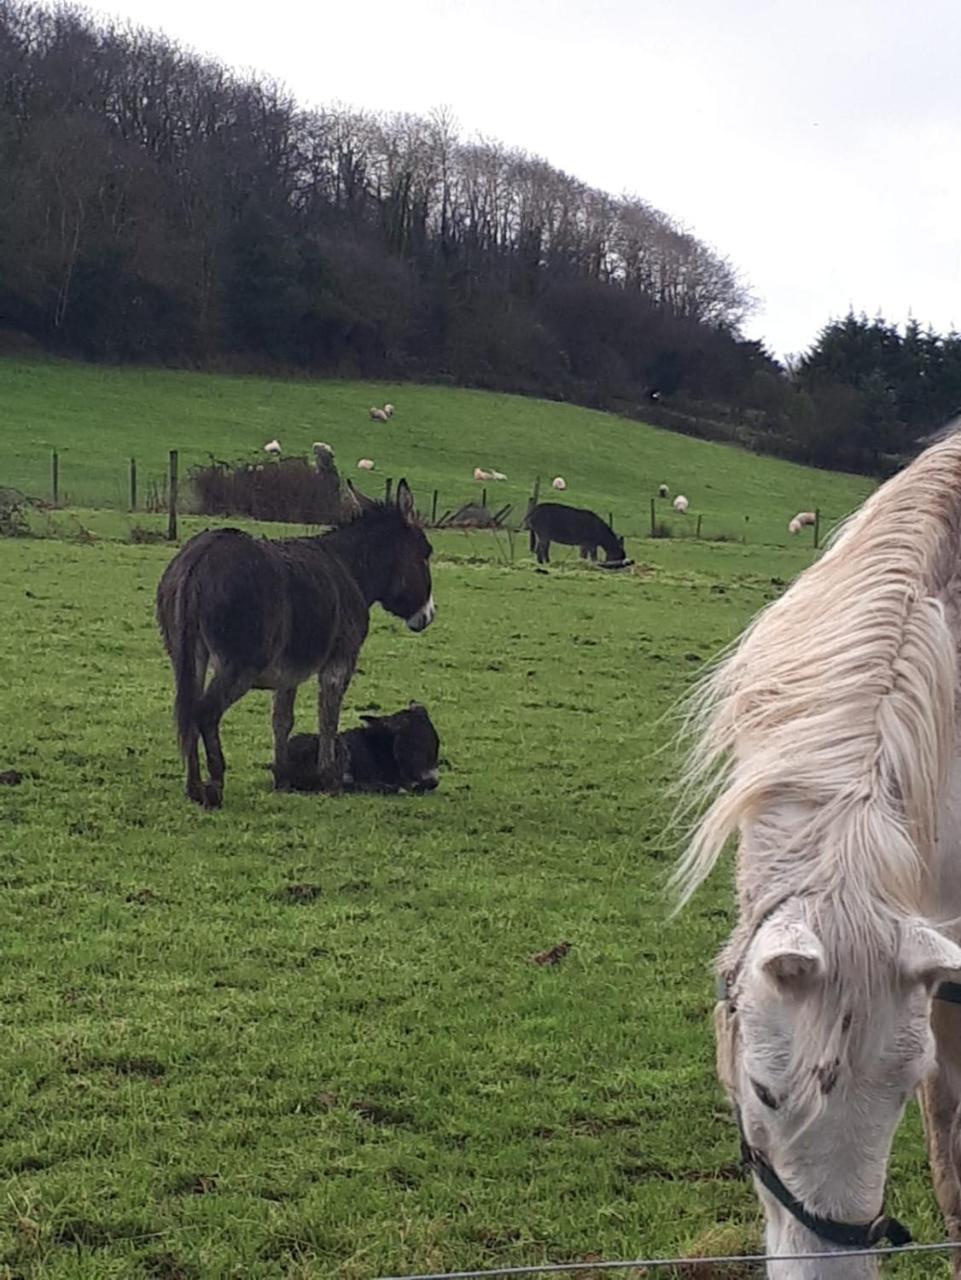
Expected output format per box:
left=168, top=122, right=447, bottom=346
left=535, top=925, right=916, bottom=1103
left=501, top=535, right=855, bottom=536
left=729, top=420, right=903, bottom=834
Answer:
left=406, top=594, right=436, bottom=632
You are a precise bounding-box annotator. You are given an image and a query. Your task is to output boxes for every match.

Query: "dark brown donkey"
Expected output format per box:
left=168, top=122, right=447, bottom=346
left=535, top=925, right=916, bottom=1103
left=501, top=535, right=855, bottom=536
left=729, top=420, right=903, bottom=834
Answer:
left=525, top=502, right=626, bottom=565
left=155, top=479, right=435, bottom=808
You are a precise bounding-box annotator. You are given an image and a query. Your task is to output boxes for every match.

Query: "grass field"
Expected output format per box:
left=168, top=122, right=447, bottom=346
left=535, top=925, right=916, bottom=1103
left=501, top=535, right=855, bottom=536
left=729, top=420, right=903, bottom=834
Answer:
left=1, top=361, right=946, bottom=1277
left=0, top=358, right=874, bottom=545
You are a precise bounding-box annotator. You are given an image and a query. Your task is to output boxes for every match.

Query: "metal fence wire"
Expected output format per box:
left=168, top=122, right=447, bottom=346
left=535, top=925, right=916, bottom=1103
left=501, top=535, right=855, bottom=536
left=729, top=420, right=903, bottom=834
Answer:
left=376, top=1238, right=961, bottom=1279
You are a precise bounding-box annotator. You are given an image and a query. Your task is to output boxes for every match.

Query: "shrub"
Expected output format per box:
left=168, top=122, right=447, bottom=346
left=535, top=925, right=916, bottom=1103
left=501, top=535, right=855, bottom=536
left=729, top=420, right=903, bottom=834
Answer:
left=189, top=455, right=345, bottom=524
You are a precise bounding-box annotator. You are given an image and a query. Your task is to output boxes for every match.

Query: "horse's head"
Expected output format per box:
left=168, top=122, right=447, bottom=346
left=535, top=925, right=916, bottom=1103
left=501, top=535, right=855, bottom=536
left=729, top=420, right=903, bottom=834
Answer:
left=719, top=895, right=961, bottom=1277
left=348, top=478, right=435, bottom=631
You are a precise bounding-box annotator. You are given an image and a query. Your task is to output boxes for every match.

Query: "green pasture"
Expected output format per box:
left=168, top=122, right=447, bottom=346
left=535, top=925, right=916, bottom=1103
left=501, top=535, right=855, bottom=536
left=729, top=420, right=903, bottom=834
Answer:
left=1, top=363, right=942, bottom=1277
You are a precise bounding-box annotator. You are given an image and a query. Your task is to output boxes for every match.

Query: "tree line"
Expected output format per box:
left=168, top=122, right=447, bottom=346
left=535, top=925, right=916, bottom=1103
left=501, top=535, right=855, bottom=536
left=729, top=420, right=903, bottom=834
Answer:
left=0, top=2, right=958, bottom=474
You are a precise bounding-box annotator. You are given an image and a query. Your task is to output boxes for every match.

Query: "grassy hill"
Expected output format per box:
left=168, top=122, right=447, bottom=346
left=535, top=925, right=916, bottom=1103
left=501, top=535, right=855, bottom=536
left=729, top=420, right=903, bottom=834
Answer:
left=0, top=358, right=875, bottom=544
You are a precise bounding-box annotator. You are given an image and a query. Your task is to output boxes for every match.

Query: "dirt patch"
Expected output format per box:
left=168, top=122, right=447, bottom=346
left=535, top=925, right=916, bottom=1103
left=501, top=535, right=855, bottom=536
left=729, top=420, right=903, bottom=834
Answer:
left=143, top=1252, right=200, bottom=1279
left=86, top=1055, right=166, bottom=1080
left=350, top=1098, right=415, bottom=1126
left=531, top=942, right=572, bottom=966
left=273, top=883, right=323, bottom=904
left=0, top=769, right=23, bottom=785
left=52, top=1218, right=144, bottom=1248
left=168, top=1173, right=218, bottom=1196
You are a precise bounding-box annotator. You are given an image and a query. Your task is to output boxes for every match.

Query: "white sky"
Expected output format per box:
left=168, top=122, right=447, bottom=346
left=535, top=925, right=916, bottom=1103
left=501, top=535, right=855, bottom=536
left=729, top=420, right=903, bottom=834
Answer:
left=89, top=0, right=961, bottom=360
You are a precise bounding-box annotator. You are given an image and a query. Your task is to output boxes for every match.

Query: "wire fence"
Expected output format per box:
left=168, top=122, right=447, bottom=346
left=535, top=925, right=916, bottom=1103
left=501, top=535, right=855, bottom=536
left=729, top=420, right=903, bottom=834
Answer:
left=8, top=451, right=826, bottom=549
left=377, top=1239, right=961, bottom=1279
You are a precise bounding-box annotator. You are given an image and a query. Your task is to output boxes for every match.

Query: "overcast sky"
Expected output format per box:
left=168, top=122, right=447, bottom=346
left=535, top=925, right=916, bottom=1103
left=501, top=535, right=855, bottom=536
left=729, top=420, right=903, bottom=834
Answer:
left=89, top=0, right=960, bottom=359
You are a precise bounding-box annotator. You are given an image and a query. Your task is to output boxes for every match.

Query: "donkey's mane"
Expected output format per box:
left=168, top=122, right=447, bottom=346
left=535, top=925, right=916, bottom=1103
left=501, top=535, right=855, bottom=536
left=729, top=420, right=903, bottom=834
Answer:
left=673, top=425, right=961, bottom=927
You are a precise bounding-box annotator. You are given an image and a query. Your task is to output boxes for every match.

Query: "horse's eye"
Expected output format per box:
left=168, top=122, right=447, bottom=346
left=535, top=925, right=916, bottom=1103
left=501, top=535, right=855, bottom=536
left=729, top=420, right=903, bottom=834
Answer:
left=750, top=1077, right=779, bottom=1110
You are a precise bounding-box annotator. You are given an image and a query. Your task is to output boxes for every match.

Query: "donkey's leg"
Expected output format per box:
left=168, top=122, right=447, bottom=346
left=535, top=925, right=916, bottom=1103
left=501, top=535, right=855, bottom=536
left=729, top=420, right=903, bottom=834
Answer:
left=920, top=999, right=961, bottom=1272
left=270, top=686, right=297, bottom=790
left=184, top=643, right=209, bottom=804
left=196, top=665, right=253, bottom=810
left=535, top=536, right=550, bottom=564
left=315, top=660, right=354, bottom=794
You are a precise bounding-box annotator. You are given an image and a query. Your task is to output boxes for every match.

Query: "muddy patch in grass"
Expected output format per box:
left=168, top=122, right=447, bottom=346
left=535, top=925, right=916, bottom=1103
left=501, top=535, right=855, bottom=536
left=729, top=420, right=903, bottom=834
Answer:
left=52, top=1218, right=145, bottom=1248
left=85, top=1055, right=166, bottom=1080
left=272, top=882, right=323, bottom=904
left=142, top=1252, right=200, bottom=1280
left=168, top=1172, right=219, bottom=1196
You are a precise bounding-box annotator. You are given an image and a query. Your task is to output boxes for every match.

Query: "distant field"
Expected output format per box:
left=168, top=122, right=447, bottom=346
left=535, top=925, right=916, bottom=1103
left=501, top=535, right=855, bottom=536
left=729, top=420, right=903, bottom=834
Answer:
left=0, top=358, right=875, bottom=544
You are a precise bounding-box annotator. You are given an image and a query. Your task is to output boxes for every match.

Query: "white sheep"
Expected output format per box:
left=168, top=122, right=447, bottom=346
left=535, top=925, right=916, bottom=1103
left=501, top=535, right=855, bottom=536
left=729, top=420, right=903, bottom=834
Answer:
left=673, top=494, right=689, bottom=514
left=489, top=470, right=507, bottom=481
left=474, top=467, right=493, bottom=482
left=383, top=404, right=395, bottom=418
left=788, top=518, right=802, bottom=535
left=263, top=439, right=281, bottom=455
left=357, top=458, right=375, bottom=471
left=552, top=476, right=567, bottom=491
left=369, top=407, right=388, bottom=422
left=658, top=484, right=669, bottom=498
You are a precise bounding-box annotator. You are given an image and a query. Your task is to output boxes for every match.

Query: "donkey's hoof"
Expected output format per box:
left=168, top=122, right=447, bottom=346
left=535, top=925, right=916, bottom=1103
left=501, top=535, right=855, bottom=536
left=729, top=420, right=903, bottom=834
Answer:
left=202, top=782, right=223, bottom=809
left=186, top=782, right=205, bottom=805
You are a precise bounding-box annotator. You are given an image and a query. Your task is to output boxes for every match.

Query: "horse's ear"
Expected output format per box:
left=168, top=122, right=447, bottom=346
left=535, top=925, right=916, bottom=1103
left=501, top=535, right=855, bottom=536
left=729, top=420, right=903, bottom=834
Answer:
left=901, top=925, right=961, bottom=989
left=396, top=478, right=415, bottom=522
left=753, top=916, right=825, bottom=992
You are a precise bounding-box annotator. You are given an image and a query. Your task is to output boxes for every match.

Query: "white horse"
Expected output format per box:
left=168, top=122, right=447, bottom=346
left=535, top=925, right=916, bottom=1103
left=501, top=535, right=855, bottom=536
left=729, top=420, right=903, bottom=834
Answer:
left=675, top=422, right=961, bottom=1277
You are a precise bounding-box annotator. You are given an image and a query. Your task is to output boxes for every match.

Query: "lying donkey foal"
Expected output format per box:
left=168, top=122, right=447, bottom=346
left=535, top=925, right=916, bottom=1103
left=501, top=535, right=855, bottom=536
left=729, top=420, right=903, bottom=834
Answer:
left=283, top=702, right=440, bottom=794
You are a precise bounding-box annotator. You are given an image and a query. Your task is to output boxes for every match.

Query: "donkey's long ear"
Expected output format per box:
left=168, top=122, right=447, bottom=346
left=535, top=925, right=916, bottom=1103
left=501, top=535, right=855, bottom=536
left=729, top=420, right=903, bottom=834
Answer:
left=346, top=479, right=378, bottom=513
left=396, top=478, right=415, bottom=522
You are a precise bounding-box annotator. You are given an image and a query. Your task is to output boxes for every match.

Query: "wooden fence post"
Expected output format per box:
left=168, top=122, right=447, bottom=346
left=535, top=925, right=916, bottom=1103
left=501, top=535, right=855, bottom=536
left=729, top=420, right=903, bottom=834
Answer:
left=384, top=477, right=393, bottom=505
left=608, top=511, right=613, bottom=530
left=813, top=508, right=821, bottom=549
left=649, top=497, right=656, bottom=537
left=431, top=489, right=438, bottom=524
left=696, top=514, right=703, bottom=539
left=129, top=457, right=137, bottom=512
left=167, top=450, right=178, bottom=542
left=481, top=487, right=487, bottom=510
left=52, top=450, right=59, bottom=506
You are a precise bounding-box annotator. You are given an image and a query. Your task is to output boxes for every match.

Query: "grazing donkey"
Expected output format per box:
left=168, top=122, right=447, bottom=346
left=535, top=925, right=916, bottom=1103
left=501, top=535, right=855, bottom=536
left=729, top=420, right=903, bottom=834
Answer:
left=156, top=479, right=434, bottom=808
left=284, top=701, right=441, bottom=794
left=525, top=502, right=625, bottom=565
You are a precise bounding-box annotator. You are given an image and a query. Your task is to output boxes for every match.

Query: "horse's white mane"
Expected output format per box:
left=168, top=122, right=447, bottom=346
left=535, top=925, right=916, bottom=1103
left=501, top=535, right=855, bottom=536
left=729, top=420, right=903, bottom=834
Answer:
left=673, top=425, right=961, bottom=924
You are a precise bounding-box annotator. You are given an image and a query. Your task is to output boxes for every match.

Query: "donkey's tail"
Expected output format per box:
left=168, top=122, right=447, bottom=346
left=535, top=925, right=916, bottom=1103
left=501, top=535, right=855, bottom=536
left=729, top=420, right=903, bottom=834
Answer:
left=172, top=590, right=201, bottom=758
left=157, top=552, right=203, bottom=759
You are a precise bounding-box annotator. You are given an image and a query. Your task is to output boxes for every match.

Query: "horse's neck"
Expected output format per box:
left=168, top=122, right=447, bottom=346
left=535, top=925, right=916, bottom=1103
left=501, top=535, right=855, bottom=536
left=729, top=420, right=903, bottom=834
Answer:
left=931, top=752, right=961, bottom=931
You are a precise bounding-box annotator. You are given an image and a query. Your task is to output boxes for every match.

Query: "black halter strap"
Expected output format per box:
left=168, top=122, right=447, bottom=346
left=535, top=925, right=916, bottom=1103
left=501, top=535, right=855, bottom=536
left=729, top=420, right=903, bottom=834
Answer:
left=714, top=901, right=961, bottom=1251
left=734, top=1107, right=913, bottom=1249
